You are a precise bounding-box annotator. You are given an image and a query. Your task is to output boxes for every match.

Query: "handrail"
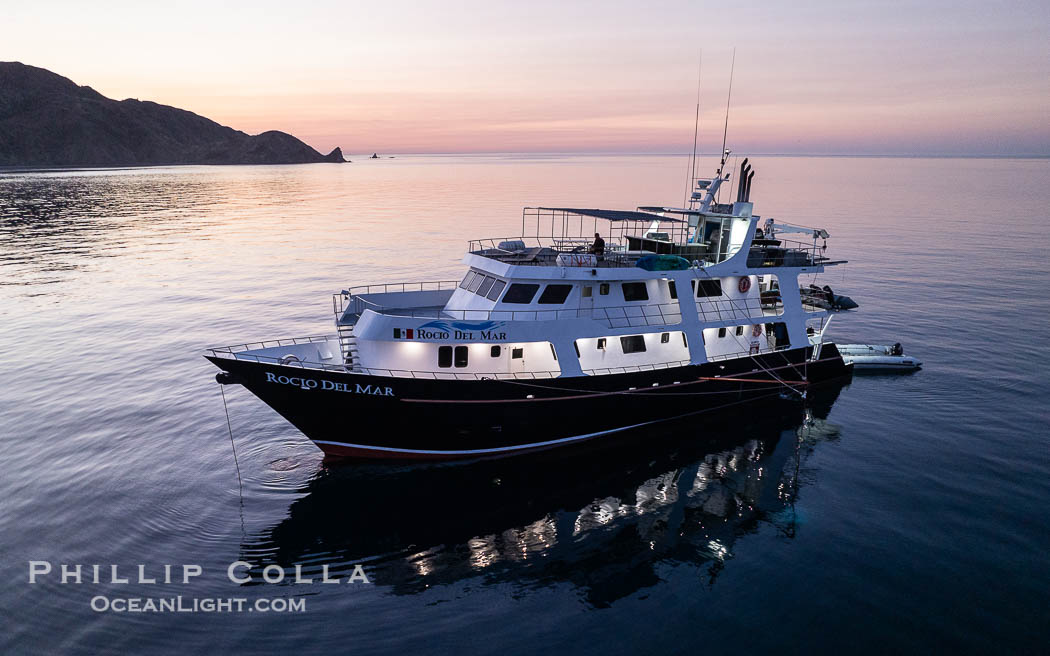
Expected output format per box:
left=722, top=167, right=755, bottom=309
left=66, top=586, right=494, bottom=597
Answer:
left=208, top=342, right=565, bottom=379
left=342, top=300, right=687, bottom=329
left=344, top=280, right=461, bottom=296
left=707, top=343, right=792, bottom=362
left=467, top=236, right=635, bottom=267
left=208, top=335, right=334, bottom=356
left=207, top=335, right=789, bottom=378
left=333, top=280, right=460, bottom=317
left=342, top=294, right=781, bottom=327
left=583, top=360, right=691, bottom=376
left=746, top=238, right=827, bottom=267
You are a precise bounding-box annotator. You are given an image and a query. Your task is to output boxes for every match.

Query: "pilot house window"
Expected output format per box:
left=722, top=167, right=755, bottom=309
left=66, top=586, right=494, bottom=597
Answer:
left=502, top=283, right=540, bottom=304
left=486, top=279, right=507, bottom=301
left=538, top=284, right=572, bottom=304
left=476, top=276, right=496, bottom=297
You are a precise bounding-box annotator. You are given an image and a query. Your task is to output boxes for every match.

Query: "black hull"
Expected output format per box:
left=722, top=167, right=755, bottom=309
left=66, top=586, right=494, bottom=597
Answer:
left=207, top=345, right=852, bottom=460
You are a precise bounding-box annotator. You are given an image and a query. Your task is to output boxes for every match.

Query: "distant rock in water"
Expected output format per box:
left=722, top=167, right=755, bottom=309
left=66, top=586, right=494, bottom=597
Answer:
left=0, top=62, right=347, bottom=167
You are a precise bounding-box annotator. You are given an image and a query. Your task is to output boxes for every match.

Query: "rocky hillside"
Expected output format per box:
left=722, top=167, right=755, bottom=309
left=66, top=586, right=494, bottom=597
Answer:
left=0, top=62, right=345, bottom=167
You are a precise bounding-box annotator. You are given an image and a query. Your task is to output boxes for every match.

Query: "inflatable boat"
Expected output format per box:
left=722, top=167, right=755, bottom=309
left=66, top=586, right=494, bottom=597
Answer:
left=836, top=343, right=922, bottom=371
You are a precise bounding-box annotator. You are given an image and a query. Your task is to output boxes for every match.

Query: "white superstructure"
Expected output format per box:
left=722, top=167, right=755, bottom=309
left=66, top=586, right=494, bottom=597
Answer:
left=332, top=158, right=846, bottom=380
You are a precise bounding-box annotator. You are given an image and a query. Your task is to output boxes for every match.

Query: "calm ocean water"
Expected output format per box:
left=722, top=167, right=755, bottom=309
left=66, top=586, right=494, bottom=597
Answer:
left=1, top=155, right=1048, bottom=654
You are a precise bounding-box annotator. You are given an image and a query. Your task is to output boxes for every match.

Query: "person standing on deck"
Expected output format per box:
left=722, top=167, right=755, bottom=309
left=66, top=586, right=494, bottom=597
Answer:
left=589, top=233, right=605, bottom=259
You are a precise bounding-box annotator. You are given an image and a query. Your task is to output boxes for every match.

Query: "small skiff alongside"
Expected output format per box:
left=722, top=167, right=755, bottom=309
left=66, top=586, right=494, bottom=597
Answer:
left=837, top=343, right=921, bottom=371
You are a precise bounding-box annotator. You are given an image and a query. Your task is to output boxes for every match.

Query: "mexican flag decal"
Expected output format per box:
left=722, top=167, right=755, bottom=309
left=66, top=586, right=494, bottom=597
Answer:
left=393, top=328, right=414, bottom=339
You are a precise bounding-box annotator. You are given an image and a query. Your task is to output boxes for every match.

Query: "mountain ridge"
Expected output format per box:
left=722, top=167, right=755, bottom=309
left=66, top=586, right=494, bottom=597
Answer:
left=0, top=62, right=345, bottom=167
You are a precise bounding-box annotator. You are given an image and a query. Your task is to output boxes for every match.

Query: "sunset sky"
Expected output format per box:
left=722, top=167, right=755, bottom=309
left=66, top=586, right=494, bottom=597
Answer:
left=5, top=0, right=1048, bottom=156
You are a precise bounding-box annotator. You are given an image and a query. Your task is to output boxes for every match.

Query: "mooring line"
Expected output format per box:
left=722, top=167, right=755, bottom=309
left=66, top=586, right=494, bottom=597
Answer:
left=219, top=384, right=244, bottom=493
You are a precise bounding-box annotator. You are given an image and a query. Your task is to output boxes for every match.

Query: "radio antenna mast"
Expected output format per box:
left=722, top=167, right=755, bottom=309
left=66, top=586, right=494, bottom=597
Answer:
left=684, top=50, right=702, bottom=208
left=717, top=47, right=736, bottom=178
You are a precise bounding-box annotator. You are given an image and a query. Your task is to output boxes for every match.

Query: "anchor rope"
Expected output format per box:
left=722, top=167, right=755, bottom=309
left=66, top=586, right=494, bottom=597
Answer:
left=219, top=384, right=244, bottom=493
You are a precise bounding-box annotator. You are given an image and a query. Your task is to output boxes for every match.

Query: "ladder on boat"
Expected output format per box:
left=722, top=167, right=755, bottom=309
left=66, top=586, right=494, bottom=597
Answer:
left=337, top=324, right=361, bottom=372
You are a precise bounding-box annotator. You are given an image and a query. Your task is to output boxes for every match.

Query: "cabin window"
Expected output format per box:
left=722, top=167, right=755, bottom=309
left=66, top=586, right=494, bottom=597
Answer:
left=538, top=284, right=572, bottom=304
left=511, top=348, right=523, bottom=359
left=696, top=279, right=723, bottom=297
left=620, top=335, right=647, bottom=354
left=438, top=346, right=452, bottom=368
left=459, top=271, right=476, bottom=289
left=599, top=283, right=610, bottom=295
left=549, top=344, right=558, bottom=360
left=467, top=274, right=485, bottom=293
left=476, top=276, right=496, bottom=297
left=597, top=338, right=607, bottom=350
left=582, top=286, right=593, bottom=298
left=574, top=342, right=581, bottom=357
left=735, top=326, right=744, bottom=336
left=502, top=283, right=540, bottom=304
left=490, top=345, right=501, bottom=357
left=661, top=332, right=670, bottom=344
left=622, top=282, right=649, bottom=302
left=668, top=280, right=678, bottom=300
left=454, top=345, right=468, bottom=368
left=682, top=333, right=688, bottom=347
left=486, top=279, right=507, bottom=301
left=718, top=327, right=727, bottom=338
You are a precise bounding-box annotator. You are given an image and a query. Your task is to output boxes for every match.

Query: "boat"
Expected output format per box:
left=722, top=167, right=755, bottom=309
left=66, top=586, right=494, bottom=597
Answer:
left=799, top=283, right=859, bottom=311
left=837, top=343, right=922, bottom=371
left=207, top=153, right=854, bottom=459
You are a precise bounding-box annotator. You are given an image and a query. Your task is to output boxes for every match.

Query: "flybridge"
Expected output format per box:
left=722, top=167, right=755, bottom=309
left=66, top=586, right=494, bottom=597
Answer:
left=466, top=158, right=842, bottom=272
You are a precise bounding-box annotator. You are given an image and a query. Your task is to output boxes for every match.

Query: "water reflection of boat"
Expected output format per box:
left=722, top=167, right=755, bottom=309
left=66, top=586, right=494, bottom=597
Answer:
left=237, top=378, right=849, bottom=606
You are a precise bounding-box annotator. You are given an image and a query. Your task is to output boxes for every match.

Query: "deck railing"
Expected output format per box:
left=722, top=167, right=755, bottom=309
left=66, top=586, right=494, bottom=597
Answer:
left=582, top=360, right=692, bottom=376
left=208, top=340, right=565, bottom=379
left=207, top=336, right=792, bottom=379
left=208, top=335, right=334, bottom=357
left=333, top=280, right=460, bottom=317
left=338, top=299, right=687, bottom=329
left=467, top=236, right=634, bottom=267
left=745, top=238, right=830, bottom=268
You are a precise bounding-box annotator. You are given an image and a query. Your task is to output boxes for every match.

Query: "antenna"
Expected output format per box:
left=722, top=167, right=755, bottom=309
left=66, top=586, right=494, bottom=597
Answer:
left=717, top=48, right=736, bottom=177
left=684, top=51, right=702, bottom=208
